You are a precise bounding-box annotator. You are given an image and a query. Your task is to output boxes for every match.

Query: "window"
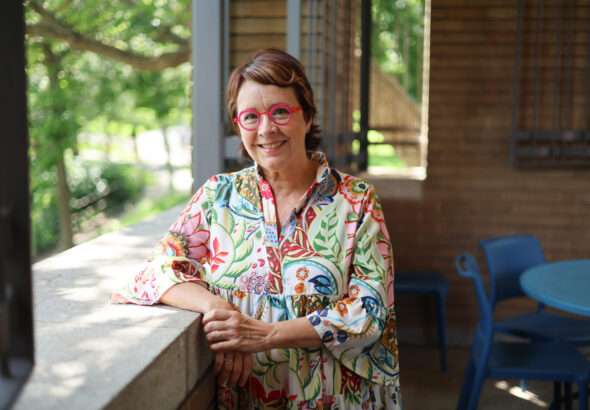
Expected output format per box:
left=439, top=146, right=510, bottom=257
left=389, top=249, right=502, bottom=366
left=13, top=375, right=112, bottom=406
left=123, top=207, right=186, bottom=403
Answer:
left=355, top=0, right=430, bottom=179
left=511, top=0, right=590, bottom=167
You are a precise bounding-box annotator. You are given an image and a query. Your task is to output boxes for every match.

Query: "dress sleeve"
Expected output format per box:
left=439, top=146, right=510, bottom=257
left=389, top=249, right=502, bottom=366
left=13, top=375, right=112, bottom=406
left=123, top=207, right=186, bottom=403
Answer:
left=111, top=180, right=213, bottom=305
left=306, top=188, right=400, bottom=385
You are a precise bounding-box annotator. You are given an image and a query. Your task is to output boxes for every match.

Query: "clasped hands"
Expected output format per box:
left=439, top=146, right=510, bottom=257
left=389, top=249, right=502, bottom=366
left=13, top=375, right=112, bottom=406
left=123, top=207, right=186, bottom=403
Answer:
left=203, top=300, right=275, bottom=387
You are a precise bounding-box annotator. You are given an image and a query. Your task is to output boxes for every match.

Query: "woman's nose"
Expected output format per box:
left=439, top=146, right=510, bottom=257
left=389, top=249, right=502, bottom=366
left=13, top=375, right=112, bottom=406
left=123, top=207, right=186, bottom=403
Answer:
left=257, top=114, right=275, bottom=134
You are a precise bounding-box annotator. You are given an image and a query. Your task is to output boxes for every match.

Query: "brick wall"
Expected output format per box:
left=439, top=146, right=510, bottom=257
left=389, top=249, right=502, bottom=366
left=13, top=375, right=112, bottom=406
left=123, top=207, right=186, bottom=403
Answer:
left=384, top=0, right=590, bottom=340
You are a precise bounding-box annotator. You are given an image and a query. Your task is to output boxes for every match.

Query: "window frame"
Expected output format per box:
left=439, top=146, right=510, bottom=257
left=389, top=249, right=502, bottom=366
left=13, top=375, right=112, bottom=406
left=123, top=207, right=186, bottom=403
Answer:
left=0, top=0, right=35, bottom=406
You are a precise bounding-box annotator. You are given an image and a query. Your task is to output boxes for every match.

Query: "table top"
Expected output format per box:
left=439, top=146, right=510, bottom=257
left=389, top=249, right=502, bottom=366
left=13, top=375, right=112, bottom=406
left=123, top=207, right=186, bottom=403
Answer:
left=520, top=259, right=590, bottom=317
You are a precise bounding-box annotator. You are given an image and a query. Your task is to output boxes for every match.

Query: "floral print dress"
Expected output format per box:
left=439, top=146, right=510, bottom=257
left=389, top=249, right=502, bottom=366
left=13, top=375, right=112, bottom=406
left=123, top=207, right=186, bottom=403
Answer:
left=114, top=153, right=401, bottom=409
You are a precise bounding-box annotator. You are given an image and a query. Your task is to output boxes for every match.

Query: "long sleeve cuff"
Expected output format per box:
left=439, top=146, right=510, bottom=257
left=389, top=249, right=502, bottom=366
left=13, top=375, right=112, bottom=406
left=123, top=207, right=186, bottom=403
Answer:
left=306, top=299, right=399, bottom=385
left=113, top=255, right=207, bottom=305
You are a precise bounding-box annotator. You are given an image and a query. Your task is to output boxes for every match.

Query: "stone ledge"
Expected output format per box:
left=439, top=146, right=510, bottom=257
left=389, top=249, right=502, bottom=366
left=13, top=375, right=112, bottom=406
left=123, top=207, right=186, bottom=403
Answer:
left=14, top=205, right=214, bottom=410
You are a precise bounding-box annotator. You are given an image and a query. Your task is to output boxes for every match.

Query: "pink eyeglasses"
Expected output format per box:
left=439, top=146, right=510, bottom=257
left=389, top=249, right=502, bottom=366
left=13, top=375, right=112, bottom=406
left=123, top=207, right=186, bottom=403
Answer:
left=233, top=103, right=302, bottom=131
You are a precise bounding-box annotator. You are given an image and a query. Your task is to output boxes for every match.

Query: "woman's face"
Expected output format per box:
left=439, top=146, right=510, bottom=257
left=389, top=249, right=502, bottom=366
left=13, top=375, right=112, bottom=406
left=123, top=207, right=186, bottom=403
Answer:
left=235, top=80, right=311, bottom=174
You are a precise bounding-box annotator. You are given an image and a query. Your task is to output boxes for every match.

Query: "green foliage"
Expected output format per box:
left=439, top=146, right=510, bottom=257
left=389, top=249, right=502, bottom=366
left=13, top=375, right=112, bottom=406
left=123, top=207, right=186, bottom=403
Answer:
left=68, top=159, right=148, bottom=216
left=30, top=168, right=60, bottom=255
left=372, top=0, right=425, bottom=102
left=31, top=159, right=149, bottom=256
left=351, top=130, right=406, bottom=169
left=26, top=1, right=192, bottom=252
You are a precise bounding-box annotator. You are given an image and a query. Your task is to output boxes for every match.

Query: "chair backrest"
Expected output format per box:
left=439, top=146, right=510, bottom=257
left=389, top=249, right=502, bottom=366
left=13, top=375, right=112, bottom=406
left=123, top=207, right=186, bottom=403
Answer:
left=456, top=253, right=495, bottom=370
left=479, top=235, right=545, bottom=307
left=455, top=253, right=493, bottom=338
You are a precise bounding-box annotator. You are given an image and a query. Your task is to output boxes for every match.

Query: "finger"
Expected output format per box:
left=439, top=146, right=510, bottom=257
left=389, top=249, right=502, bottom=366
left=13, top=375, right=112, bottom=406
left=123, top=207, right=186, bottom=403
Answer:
left=214, top=352, right=224, bottom=375
left=203, top=309, right=232, bottom=325
left=219, top=351, right=234, bottom=385
left=206, top=330, right=236, bottom=344
left=229, top=352, right=243, bottom=385
left=203, top=319, right=228, bottom=334
left=209, top=340, right=240, bottom=352
left=239, top=353, right=252, bottom=387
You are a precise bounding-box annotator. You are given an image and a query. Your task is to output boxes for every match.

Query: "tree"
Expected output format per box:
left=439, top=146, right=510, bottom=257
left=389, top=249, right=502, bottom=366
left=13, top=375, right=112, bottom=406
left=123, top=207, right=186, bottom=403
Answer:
left=27, top=0, right=191, bottom=70
left=28, top=39, right=83, bottom=250
left=372, top=0, right=425, bottom=102
left=26, top=0, right=192, bottom=252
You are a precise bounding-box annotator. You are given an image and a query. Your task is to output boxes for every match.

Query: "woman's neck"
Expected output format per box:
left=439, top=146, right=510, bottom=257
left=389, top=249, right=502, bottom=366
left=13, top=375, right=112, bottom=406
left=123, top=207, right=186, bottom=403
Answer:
left=261, top=158, right=317, bottom=197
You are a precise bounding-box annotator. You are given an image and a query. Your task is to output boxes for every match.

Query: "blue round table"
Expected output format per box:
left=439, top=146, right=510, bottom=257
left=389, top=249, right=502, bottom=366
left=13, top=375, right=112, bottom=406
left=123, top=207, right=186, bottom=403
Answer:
left=520, top=260, right=590, bottom=317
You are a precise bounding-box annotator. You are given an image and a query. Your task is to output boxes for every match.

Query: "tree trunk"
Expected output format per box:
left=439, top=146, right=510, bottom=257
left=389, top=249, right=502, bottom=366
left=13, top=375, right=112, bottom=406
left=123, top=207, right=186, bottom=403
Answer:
left=131, top=124, right=141, bottom=164
left=402, top=22, right=410, bottom=90
left=56, top=148, right=73, bottom=250
left=162, top=127, right=174, bottom=192
left=43, top=43, right=74, bottom=250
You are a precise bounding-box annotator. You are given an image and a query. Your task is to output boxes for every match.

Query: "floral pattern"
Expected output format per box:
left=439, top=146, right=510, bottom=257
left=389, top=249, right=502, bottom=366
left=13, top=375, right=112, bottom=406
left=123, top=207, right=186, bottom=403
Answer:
left=114, top=152, right=401, bottom=409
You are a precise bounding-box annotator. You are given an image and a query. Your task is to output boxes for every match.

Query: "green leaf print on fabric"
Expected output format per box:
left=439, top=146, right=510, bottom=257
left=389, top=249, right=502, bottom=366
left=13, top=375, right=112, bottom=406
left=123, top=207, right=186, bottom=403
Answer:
left=312, top=208, right=343, bottom=269
left=353, top=227, right=387, bottom=283
left=255, top=349, right=289, bottom=388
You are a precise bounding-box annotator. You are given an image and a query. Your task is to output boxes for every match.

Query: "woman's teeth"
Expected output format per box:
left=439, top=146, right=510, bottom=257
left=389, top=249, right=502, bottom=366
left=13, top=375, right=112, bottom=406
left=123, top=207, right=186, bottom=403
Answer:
left=258, top=141, right=285, bottom=149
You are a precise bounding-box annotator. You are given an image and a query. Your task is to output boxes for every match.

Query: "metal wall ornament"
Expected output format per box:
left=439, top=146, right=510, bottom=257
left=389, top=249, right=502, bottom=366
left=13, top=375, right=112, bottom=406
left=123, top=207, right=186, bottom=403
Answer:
left=511, top=0, right=590, bottom=168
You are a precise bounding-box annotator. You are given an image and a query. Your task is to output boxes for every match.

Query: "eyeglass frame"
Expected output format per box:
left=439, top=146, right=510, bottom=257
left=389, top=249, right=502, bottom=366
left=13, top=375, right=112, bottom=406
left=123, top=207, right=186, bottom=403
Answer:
left=233, top=103, right=302, bottom=131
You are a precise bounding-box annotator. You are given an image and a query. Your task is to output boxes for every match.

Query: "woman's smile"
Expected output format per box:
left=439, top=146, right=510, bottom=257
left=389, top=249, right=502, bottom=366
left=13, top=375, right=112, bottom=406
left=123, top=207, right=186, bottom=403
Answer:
left=256, top=139, right=287, bottom=153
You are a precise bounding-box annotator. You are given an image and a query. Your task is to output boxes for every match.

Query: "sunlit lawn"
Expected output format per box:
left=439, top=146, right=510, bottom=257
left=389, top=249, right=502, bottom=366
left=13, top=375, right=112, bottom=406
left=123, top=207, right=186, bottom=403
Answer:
left=352, top=130, right=407, bottom=169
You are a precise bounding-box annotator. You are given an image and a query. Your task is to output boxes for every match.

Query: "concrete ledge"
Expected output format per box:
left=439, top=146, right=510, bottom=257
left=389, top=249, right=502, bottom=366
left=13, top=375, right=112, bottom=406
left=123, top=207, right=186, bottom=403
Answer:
left=14, top=205, right=214, bottom=410
left=178, top=364, right=216, bottom=410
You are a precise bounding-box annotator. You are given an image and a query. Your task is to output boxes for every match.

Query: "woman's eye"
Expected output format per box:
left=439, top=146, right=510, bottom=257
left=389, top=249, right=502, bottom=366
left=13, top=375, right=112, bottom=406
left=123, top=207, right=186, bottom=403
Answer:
left=243, top=113, right=258, bottom=122
left=272, top=108, right=289, bottom=116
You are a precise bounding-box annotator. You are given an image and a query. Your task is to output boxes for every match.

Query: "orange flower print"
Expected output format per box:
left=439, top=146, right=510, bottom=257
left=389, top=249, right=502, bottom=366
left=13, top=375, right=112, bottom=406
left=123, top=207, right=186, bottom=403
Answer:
left=336, top=301, right=348, bottom=316
left=296, top=266, right=310, bottom=280
left=294, top=282, right=305, bottom=294
left=161, top=232, right=187, bottom=257
left=365, top=192, right=385, bottom=223
left=210, top=237, right=229, bottom=273
left=343, top=296, right=356, bottom=305
left=381, top=315, right=399, bottom=363
left=233, top=289, right=245, bottom=300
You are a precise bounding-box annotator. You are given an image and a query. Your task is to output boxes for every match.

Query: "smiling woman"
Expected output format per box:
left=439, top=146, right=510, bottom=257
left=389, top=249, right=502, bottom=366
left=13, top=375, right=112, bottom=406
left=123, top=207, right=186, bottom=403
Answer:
left=113, top=49, right=401, bottom=409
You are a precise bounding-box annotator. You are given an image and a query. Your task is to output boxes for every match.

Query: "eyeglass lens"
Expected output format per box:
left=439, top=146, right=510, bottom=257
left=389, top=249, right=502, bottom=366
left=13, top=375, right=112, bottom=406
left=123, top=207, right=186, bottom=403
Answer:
left=239, top=105, right=291, bottom=129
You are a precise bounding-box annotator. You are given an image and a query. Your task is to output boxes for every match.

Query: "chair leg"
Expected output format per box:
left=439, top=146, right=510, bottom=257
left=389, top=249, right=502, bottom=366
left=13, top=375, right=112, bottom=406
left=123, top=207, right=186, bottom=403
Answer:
left=457, top=357, right=475, bottom=410
left=466, top=365, right=487, bottom=410
left=577, top=381, right=587, bottom=410
left=553, top=382, right=563, bottom=410
left=565, top=382, right=572, bottom=410
left=435, top=292, right=448, bottom=372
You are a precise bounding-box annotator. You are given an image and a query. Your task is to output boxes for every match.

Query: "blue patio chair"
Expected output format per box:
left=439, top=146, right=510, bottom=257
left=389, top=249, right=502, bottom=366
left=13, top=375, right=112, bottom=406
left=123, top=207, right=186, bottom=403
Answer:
left=455, top=252, right=590, bottom=410
left=480, top=234, right=590, bottom=345
left=395, top=271, right=449, bottom=372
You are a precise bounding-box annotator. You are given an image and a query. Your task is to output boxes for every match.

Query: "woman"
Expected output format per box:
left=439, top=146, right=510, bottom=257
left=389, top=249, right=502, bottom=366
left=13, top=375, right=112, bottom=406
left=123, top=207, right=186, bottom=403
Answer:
left=113, top=49, right=401, bottom=409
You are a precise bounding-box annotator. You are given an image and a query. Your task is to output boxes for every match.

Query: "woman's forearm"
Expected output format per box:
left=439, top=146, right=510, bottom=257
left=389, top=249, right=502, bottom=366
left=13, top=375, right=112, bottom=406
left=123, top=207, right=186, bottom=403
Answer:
left=265, top=317, right=321, bottom=350
left=160, top=282, right=231, bottom=313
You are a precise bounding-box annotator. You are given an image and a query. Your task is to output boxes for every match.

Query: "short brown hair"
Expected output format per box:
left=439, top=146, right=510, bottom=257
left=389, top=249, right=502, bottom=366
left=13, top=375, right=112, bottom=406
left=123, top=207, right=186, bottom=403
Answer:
left=226, top=48, right=321, bottom=158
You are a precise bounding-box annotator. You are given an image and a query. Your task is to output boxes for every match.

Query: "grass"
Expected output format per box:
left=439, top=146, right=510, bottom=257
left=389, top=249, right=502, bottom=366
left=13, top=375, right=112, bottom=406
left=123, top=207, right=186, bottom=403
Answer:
left=119, top=191, right=190, bottom=226
left=351, top=130, right=407, bottom=169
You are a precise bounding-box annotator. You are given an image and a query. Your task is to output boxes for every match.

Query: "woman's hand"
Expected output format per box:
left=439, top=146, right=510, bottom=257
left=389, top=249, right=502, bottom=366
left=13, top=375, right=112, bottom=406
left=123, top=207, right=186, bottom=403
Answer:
left=214, top=351, right=252, bottom=387
left=203, top=309, right=275, bottom=353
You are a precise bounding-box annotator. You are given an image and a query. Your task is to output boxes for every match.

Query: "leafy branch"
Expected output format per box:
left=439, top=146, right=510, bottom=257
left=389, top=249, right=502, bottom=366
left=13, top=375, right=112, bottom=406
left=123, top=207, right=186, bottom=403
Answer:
left=26, top=0, right=190, bottom=71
